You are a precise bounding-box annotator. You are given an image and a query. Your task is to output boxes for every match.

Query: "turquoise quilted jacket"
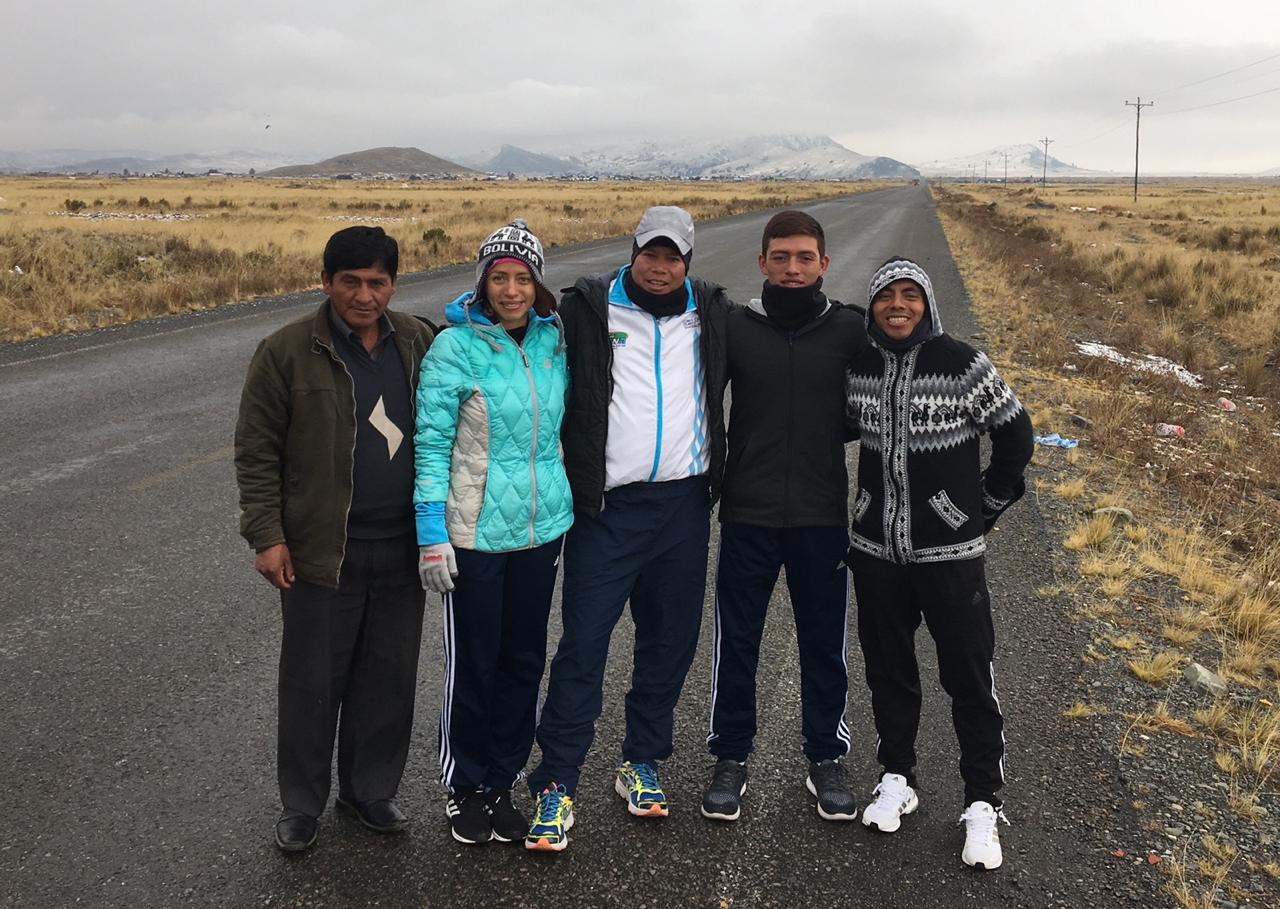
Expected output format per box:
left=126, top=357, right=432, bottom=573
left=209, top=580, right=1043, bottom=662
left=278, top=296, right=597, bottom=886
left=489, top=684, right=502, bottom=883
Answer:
left=413, top=294, right=573, bottom=552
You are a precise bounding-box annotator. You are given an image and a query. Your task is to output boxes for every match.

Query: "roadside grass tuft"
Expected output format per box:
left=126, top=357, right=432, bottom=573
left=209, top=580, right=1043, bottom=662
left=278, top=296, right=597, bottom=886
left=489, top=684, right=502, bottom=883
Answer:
left=1129, top=701, right=1196, bottom=737
left=1063, top=701, right=1102, bottom=719
left=1193, top=701, right=1233, bottom=736
left=1052, top=478, right=1087, bottom=501
left=1162, top=624, right=1201, bottom=647
left=1064, top=512, right=1117, bottom=552
left=1128, top=651, right=1183, bottom=686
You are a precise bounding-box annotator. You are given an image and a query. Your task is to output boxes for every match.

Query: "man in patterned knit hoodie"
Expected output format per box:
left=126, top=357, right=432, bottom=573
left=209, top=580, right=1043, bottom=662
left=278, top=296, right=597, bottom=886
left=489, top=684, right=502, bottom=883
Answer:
left=845, top=257, right=1033, bottom=870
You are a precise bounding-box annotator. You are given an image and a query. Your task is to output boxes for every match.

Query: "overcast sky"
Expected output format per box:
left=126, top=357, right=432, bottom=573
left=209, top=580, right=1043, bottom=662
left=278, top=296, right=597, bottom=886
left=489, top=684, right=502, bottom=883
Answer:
left=4, top=1, right=1278, bottom=173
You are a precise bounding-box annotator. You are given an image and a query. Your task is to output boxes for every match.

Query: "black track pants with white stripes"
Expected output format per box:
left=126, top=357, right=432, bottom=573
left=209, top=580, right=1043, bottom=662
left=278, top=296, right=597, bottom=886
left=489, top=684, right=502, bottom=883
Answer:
left=708, top=524, right=853, bottom=763
left=851, top=552, right=1005, bottom=807
left=438, top=537, right=563, bottom=794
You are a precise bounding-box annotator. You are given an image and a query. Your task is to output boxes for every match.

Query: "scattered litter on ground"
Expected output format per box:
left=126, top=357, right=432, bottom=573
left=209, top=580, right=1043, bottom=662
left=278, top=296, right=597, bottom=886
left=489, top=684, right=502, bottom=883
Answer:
left=1075, top=341, right=1203, bottom=388
left=1155, top=423, right=1186, bottom=439
left=1069, top=414, right=1092, bottom=428
left=1093, top=506, right=1134, bottom=523
left=322, top=215, right=420, bottom=224
left=1218, top=397, right=1237, bottom=412
left=8, top=265, right=21, bottom=275
left=1035, top=433, right=1079, bottom=449
left=50, top=210, right=200, bottom=222
left=1183, top=662, right=1228, bottom=697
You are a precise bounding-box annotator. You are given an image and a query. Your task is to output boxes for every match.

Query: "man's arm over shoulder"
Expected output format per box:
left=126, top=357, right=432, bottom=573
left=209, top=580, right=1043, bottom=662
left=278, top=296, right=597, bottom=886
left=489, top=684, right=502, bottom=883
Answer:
left=234, top=336, right=291, bottom=552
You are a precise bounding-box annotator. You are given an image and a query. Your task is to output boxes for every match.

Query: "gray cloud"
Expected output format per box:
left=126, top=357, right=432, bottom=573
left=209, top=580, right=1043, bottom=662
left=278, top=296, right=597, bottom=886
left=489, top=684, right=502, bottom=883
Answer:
left=2, top=0, right=1277, bottom=172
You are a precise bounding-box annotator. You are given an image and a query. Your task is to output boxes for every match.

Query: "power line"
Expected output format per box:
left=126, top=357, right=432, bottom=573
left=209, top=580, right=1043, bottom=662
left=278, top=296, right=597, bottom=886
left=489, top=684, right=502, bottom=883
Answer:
left=1151, top=83, right=1280, bottom=116
left=1039, top=137, right=1053, bottom=189
left=1145, top=50, right=1280, bottom=98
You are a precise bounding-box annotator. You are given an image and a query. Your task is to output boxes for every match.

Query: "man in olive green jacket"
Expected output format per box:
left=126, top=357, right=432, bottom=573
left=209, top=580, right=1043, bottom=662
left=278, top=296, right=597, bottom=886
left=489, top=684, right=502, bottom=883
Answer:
left=234, top=226, right=433, bottom=852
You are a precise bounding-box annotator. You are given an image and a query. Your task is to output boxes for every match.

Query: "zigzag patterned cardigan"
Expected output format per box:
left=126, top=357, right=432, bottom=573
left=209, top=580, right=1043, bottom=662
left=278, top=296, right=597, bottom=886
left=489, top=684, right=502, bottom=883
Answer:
left=845, top=333, right=1033, bottom=564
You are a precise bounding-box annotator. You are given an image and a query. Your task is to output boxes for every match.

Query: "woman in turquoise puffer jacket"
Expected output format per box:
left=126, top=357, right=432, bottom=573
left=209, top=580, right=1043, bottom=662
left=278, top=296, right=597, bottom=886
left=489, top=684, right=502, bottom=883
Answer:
left=412, top=220, right=572, bottom=847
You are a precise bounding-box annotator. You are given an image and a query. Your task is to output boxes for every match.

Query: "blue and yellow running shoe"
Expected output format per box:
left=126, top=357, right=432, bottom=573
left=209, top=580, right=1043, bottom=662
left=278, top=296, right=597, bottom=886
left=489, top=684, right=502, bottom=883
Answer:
left=525, top=784, right=574, bottom=852
left=615, top=761, right=668, bottom=817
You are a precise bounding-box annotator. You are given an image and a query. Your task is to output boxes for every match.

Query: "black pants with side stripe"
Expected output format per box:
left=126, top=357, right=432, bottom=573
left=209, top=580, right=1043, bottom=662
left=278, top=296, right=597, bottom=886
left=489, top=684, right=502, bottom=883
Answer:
left=437, top=537, right=563, bottom=794
left=850, top=552, right=1004, bottom=807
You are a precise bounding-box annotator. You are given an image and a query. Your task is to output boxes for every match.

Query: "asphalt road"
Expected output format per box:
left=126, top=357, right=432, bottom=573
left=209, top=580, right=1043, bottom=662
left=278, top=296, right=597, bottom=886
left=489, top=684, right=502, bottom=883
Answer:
left=0, top=187, right=1164, bottom=908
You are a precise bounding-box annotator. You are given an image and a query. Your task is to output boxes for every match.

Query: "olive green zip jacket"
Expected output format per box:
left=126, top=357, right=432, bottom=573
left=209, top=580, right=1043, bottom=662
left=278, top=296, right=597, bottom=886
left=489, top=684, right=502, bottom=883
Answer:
left=234, top=302, right=434, bottom=588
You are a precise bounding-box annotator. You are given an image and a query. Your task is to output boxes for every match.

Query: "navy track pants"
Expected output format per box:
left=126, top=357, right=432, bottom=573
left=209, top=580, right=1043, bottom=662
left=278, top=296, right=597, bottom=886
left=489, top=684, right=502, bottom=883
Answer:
left=528, top=476, right=710, bottom=798
left=708, top=523, right=852, bottom=763
left=438, top=537, right=563, bottom=793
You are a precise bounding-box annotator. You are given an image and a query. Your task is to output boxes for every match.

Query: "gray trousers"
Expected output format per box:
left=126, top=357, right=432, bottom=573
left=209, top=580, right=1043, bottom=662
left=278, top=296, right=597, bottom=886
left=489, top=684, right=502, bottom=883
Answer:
left=277, top=534, right=425, bottom=817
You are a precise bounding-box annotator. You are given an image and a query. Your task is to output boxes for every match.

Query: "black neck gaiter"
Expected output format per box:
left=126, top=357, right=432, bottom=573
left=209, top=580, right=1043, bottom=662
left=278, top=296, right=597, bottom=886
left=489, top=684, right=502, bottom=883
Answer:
left=868, top=310, right=934, bottom=353
left=624, top=270, right=689, bottom=318
left=761, top=278, right=825, bottom=330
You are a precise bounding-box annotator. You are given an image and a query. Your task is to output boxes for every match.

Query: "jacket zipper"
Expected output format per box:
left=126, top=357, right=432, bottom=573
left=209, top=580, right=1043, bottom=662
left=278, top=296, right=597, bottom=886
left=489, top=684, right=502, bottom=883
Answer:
left=784, top=332, right=795, bottom=525
left=881, top=350, right=905, bottom=563
left=515, top=334, right=541, bottom=548
left=647, top=314, right=664, bottom=482
left=319, top=339, right=357, bottom=586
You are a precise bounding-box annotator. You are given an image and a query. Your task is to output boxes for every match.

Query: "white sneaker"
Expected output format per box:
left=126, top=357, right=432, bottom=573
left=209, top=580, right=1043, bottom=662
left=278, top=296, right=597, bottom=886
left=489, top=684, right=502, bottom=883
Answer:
left=860, top=773, right=919, bottom=833
left=959, top=801, right=1008, bottom=870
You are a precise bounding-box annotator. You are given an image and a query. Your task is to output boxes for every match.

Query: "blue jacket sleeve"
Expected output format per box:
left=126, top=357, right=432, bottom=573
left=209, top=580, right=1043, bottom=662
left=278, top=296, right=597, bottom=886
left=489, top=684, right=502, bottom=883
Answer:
left=414, top=332, right=471, bottom=546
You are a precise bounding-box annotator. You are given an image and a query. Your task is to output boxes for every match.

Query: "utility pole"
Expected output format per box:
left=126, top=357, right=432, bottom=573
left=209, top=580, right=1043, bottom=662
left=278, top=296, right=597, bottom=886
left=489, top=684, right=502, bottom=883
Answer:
left=1039, top=137, right=1053, bottom=190
left=1001, top=151, right=1010, bottom=186
left=983, top=159, right=990, bottom=183
left=1125, top=96, right=1154, bottom=203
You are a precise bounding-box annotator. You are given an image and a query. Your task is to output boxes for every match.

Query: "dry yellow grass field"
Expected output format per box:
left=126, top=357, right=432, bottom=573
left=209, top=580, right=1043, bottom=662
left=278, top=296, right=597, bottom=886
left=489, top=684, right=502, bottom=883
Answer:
left=0, top=176, right=875, bottom=341
left=935, top=180, right=1280, bottom=908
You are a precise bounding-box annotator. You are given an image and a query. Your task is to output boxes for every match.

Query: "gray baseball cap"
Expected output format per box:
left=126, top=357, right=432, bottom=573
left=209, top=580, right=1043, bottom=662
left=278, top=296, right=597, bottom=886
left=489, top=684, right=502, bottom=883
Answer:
left=634, top=206, right=694, bottom=256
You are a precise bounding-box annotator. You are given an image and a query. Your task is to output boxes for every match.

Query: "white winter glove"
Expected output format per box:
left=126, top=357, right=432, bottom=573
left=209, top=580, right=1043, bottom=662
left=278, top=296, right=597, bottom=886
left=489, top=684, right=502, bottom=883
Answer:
left=419, top=543, right=458, bottom=593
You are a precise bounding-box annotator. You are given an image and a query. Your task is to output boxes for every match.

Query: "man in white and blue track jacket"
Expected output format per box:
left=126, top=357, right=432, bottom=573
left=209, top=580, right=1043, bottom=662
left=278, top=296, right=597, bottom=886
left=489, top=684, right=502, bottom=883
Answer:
left=524, top=207, right=730, bottom=852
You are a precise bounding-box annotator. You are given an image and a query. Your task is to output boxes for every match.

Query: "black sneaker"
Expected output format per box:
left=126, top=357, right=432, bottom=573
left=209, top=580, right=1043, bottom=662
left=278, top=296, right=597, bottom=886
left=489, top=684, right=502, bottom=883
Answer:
left=701, top=759, right=748, bottom=821
left=485, top=789, right=529, bottom=843
left=446, top=790, right=492, bottom=844
left=805, top=760, right=858, bottom=821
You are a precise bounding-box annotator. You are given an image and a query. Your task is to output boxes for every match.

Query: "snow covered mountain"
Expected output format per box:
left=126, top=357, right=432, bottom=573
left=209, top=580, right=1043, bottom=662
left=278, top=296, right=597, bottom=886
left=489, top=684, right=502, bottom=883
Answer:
left=915, top=144, right=1109, bottom=180
left=541, top=135, right=917, bottom=180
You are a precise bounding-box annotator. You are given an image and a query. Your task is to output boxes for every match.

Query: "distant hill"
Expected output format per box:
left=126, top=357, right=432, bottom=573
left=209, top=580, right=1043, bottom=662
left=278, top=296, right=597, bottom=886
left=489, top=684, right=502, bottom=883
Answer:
left=263, top=146, right=475, bottom=178
left=478, top=144, right=584, bottom=176
left=0, top=148, right=301, bottom=175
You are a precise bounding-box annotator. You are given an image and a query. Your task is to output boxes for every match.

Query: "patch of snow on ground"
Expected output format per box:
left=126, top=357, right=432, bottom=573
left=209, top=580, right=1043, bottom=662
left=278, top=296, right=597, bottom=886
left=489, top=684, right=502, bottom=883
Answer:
left=1075, top=341, right=1203, bottom=388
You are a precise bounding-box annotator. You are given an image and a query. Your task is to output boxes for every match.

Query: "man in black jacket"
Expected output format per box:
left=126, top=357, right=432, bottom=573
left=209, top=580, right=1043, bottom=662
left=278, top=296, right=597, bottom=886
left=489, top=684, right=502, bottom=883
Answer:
left=701, top=211, right=867, bottom=823
left=524, top=207, right=730, bottom=852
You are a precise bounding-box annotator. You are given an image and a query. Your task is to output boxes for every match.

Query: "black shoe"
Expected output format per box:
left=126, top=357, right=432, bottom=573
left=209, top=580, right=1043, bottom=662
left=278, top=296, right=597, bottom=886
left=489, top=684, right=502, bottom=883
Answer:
left=484, top=789, right=529, bottom=843
left=446, top=790, right=492, bottom=844
left=274, top=810, right=317, bottom=852
left=335, top=796, right=407, bottom=833
left=806, top=760, right=858, bottom=821
left=701, top=759, right=748, bottom=821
